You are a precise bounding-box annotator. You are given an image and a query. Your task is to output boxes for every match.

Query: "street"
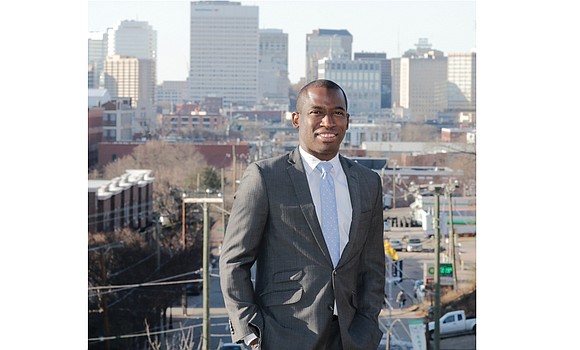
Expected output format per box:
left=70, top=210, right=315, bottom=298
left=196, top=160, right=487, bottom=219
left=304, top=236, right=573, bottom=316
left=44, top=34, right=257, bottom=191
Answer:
left=164, top=226, right=476, bottom=349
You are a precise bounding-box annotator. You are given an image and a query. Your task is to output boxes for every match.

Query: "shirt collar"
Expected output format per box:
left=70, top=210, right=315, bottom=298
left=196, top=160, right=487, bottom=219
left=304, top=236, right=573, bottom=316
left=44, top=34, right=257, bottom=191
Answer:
left=298, top=146, right=341, bottom=175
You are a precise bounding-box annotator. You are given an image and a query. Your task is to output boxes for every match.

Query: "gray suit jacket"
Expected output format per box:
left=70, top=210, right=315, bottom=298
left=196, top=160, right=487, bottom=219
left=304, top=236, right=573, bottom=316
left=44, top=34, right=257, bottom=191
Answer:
left=219, top=148, right=385, bottom=350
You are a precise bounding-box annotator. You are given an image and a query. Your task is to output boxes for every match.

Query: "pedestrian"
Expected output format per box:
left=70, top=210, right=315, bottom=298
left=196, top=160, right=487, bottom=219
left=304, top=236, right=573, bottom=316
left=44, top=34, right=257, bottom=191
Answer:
left=396, top=290, right=406, bottom=309
left=219, top=79, right=386, bottom=350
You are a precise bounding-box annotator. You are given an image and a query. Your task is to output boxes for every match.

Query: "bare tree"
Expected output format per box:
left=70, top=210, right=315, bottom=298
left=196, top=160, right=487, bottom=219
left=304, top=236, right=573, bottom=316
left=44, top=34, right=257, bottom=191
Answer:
left=102, top=140, right=210, bottom=219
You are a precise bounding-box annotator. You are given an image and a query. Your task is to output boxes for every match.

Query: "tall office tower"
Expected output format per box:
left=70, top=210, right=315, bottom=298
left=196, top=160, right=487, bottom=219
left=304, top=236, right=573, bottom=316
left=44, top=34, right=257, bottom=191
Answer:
left=447, top=51, right=476, bottom=112
left=103, top=55, right=156, bottom=135
left=107, top=20, right=157, bottom=63
left=354, top=52, right=391, bottom=108
left=306, top=29, right=352, bottom=82
left=189, top=1, right=259, bottom=108
left=105, top=20, right=158, bottom=130
left=88, top=31, right=108, bottom=88
left=258, top=29, right=290, bottom=108
left=317, top=58, right=381, bottom=115
left=390, top=58, right=401, bottom=111
left=394, top=39, right=447, bottom=122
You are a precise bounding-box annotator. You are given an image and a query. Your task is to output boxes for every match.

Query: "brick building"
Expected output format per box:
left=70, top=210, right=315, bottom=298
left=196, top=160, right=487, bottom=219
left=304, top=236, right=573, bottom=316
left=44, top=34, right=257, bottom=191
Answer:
left=98, top=141, right=250, bottom=169
left=88, top=169, right=154, bottom=233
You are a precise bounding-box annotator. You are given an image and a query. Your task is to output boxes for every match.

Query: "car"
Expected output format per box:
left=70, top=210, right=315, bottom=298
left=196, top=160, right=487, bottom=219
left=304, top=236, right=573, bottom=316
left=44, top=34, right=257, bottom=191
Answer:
left=406, top=237, right=423, bottom=252
left=219, top=343, right=244, bottom=350
left=388, top=238, right=403, bottom=251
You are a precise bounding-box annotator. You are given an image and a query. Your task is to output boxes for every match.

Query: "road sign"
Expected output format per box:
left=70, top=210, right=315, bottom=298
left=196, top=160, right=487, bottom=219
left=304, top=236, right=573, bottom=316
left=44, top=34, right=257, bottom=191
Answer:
left=424, top=263, right=453, bottom=286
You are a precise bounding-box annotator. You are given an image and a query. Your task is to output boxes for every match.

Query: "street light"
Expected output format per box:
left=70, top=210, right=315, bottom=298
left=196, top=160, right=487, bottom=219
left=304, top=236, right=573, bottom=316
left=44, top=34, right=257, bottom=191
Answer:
left=183, top=195, right=223, bottom=350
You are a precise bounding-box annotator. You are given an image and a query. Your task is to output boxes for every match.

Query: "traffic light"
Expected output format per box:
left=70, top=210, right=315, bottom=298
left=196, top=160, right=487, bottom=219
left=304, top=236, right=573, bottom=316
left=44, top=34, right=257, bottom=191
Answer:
left=392, top=260, right=403, bottom=280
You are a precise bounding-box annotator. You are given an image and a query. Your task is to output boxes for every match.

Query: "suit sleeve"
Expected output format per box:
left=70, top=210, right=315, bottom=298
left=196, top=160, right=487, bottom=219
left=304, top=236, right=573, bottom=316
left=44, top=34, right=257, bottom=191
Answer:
left=354, top=171, right=386, bottom=336
left=219, top=163, right=268, bottom=343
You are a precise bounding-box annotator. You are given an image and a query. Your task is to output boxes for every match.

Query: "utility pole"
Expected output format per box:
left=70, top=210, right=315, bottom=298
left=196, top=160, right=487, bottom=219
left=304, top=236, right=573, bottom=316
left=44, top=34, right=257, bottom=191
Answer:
left=181, top=193, right=187, bottom=315
left=232, top=144, right=237, bottom=193
left=183, top=196, right=223, bottom=350
left=408, top=181, right=458, bottom=350
left=155, top=215, right=165, bottom=350
left=433, top=188, right=441, bottom=350
left=447, top=190, right=458, bottom=290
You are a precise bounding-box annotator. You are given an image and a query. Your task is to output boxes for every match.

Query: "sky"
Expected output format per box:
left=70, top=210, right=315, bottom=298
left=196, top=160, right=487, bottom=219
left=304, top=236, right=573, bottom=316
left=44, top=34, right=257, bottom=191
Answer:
left=88, top=0, right=476, bottom=84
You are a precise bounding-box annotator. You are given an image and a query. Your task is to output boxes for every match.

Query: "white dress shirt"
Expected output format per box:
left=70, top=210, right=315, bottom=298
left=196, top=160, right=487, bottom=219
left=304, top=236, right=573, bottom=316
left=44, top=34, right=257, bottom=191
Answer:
left=299, top=146, right=353, bottom=260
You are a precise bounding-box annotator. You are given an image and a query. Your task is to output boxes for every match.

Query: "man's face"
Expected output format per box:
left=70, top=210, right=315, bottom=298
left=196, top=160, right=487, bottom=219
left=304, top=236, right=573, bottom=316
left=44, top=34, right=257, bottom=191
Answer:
left=292, top=86, right=350, bottom=161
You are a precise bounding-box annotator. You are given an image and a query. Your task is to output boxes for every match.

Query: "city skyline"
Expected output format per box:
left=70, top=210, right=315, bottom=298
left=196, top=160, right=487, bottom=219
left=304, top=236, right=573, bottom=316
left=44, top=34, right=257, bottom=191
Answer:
left=88, top=0, right=476, bottom=84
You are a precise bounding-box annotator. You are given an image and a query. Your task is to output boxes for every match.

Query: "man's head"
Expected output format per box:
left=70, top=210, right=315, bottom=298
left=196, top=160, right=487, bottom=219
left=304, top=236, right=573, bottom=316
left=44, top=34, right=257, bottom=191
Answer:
left=292, top=79, right=350, bottom=161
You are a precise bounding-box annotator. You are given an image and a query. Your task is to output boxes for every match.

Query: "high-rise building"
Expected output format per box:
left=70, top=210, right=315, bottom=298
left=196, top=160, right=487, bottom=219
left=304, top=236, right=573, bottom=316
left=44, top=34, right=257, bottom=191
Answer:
left=317, top=58, right=381, bottom=115
left=258, top=29, right=290, bottom=108
left=354, top=52, right=391, bottom=108
left=188, top=1, right=259, bottom=107
left=447, top=51, right=476, bottom=112
left=107, top=20, right=157, bottom=62
left=104, top=20, right=158, bottom=132
left=103, top=56, right=156, bottom=135
left=394, top=39, right=448, bottom=122
left=306, top=29, right=352, bottom=82
left=88, top=31, right=108, bottom=89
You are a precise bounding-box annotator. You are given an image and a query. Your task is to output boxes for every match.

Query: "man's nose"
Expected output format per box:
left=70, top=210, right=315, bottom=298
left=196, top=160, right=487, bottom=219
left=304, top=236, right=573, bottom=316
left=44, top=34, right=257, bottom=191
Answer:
left=320, top=114, right=335, bottom=127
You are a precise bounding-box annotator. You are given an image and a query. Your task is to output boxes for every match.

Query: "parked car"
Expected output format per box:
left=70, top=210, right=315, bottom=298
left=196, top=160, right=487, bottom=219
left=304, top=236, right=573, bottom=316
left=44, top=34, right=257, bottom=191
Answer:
left=406, top=237, right=423, bottom=252
left=428, top=310, right=476, bottom=339
left=388, top=238, right=403, bottom=251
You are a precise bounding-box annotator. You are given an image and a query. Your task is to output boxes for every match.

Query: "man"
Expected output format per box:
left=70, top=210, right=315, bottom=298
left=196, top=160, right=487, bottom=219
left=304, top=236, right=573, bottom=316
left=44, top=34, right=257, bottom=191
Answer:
left=219, top=79, right=385, bottom=349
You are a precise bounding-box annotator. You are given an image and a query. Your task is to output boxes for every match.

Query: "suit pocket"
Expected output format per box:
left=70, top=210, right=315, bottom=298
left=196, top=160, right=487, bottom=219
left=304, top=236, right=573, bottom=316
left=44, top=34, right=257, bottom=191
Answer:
left=273, top=269, right=304, bottom=283
left=260, top=288, right=303, bottom=307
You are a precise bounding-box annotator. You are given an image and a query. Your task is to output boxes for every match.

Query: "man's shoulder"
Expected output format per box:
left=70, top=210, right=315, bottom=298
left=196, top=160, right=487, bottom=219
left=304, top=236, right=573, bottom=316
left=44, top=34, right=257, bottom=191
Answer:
left=340, top=156, right=380, bottom=177
left=254, top=153, right=291, bottom=168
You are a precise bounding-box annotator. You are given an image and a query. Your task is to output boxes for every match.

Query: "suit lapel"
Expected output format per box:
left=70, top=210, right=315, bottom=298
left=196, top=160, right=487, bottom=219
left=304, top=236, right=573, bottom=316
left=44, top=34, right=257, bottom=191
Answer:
left=339, top=155, right=361, bottom=264
left=287, top=148, right=334, bottom=265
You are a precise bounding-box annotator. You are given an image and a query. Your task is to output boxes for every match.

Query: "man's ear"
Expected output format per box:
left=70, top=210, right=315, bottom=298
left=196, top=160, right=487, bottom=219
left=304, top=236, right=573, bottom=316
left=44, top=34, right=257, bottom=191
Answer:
left=291, top=112, right=299, bottom=128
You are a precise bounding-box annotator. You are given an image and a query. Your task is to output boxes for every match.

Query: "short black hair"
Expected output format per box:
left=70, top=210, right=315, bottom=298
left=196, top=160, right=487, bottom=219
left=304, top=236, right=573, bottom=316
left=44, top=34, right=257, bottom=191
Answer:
left=295, top=79, right=348, bottom=112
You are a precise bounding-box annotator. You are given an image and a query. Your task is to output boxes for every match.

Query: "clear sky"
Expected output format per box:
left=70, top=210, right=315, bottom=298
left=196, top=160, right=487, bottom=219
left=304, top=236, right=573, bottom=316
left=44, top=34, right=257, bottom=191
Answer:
left=88, top=0, right=476, bottom=84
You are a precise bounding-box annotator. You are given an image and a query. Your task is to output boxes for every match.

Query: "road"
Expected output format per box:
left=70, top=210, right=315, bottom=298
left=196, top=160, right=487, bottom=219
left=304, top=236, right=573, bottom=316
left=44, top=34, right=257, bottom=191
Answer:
left=165, top=225, right=476, bottom=349
left=379, top=225, right=476, bottom=350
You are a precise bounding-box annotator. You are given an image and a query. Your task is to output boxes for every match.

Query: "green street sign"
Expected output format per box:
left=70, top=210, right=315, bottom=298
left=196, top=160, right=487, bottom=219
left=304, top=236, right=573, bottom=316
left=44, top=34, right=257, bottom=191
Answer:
left=440, top=263, right=453, bottom=276
left=427, top=264, right=452, bottom=276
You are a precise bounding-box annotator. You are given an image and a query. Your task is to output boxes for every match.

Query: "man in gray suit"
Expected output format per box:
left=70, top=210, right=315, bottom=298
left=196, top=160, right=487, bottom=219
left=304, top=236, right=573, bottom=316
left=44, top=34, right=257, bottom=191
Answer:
left=220, top=79, right=385, bottom=349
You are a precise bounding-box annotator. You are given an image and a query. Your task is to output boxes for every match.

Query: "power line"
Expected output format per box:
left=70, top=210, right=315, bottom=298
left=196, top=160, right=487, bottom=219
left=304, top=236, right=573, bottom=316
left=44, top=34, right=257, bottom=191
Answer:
left=88, top=321, right=230, bottom=343
left=89, top=269, right=202, bottom=294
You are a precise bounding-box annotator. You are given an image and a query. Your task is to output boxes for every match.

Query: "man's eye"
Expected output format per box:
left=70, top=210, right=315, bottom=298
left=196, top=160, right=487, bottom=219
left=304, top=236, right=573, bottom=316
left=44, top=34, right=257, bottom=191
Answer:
left=310, top=111, right=323, bottom=116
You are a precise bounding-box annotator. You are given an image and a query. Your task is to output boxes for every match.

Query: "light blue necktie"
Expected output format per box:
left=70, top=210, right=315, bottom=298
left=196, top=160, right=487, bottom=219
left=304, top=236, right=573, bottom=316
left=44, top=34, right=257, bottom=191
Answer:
left=317, top=162, right=340, bottom=267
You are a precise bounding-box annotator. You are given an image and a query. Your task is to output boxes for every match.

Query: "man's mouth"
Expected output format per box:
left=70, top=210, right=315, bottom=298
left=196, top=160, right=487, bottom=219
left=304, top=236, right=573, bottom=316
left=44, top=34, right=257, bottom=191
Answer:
left=316, top=132, right=337, bottom=141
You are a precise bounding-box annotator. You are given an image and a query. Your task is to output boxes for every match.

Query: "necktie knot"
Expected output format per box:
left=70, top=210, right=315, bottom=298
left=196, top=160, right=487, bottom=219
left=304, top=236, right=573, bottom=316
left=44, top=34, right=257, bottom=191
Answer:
left=317, top=162, right=333, bottom=177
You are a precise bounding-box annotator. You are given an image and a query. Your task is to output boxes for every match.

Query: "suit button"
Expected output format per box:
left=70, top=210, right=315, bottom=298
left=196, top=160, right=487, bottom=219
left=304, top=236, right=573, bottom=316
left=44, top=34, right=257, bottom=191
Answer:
left=328, top=305, right=334, bottom=311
